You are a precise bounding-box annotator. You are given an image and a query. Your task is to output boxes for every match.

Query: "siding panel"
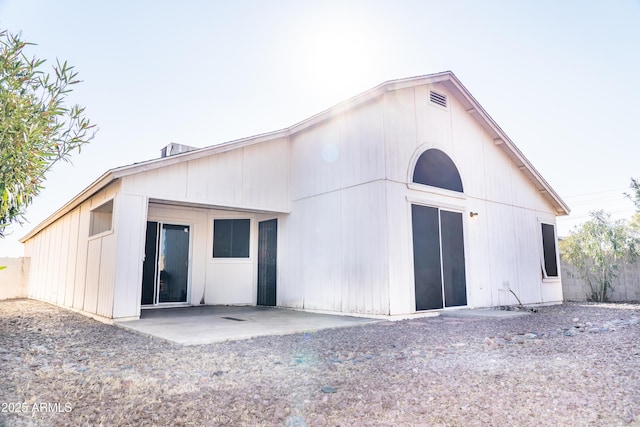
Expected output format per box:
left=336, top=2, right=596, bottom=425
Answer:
left=291, top=102, right=385, bottom=202
left=83, top=238, right=101, bottom=314
left=112, top=194, right=147, bottom=319
left=73, top=203, right=91, bottom=309
left=64, top=210, right=80, bottom=307
left=384, top=88, right=418, bottom=183
left=340, top=182, right=388, bottom=314
left=96, top=234, right=116, bottom=318
left=55, top=216, right=70, bottom=305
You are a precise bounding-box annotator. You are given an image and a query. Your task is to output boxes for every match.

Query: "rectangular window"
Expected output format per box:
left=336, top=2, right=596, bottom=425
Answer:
left=213, top=219, right=250, bottom=258
left=89, top=199, right=113, bottom=237
left=541, top=223, right=559, bottom=278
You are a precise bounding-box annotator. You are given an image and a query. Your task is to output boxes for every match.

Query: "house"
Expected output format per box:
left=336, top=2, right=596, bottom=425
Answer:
left=20, top=71, right=570, bottom=321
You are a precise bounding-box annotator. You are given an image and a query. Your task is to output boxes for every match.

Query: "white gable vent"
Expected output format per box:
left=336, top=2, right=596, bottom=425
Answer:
left=429, top=90, right=447, bottom=108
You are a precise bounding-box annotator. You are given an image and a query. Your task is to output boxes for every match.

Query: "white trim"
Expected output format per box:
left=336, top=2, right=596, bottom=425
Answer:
left=407, top=183, right=467, bottom=200
left=405, top=195, right=466, bottom=213
left=88, top=198, right=115, bottom=239
left=141, top=220, right=194, bottom=307
left=409, top=203, right=470, bottom=311
left=210, top=215, right=254, bottom=262
left=406, top=144, right=467, bottom=194
left=538, top=219, right=561, bottom=281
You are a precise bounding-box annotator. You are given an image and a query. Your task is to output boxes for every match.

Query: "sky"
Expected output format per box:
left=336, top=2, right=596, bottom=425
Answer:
left=1, top=0, right=639, bottom=256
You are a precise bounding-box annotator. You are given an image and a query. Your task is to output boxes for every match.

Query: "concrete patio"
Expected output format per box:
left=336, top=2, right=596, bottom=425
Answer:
left=116, top=305, right=382, bottom=345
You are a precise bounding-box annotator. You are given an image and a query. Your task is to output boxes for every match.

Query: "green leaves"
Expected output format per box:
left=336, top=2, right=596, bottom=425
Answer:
left=0, top=29, right=97, bottom=236
left=560, top=210, right=637, bottom=302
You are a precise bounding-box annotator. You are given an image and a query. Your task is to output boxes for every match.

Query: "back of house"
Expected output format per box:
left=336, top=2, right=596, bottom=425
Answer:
left=21, top=71, right=569, bottom=321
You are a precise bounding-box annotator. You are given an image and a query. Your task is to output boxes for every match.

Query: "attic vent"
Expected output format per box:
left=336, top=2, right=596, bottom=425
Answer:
left=429, top=90, right=447, bottom=108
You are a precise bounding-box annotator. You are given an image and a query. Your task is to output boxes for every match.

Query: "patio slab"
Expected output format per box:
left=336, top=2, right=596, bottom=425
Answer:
left=116, top=305, right=382, bottom=345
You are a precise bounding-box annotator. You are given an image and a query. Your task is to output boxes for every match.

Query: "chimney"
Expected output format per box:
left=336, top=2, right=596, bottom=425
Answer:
left=161, top=143, right=198, bottom=158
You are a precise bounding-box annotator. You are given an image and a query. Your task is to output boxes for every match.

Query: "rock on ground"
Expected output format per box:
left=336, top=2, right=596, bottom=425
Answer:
left=1, top=299, right=639, bottom=426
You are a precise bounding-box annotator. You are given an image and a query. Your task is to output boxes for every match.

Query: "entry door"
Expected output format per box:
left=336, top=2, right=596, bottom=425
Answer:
left=141, top=221, right=190, bottom=305
left=257, top=219, right=277, bottom=306
left=412, top=205, right=467, bottom=310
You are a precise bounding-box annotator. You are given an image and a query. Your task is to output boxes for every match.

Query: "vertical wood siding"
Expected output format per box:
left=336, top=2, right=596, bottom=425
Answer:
left=112, top=194, right=146, bottom=319
left=290, top=101, right=385, bottom=201
left=126, top=138, right=290, bottom=212
left=64, top=210, right=80, bottom=307
left=24, top=183, right=120, bottom=319
left=73, top=204, right=91, bottom=309
left=280, top=100, right=390, bottom=314
left=280, top=182, right=389, bottom=314
left=23, top=78, right=563, bottom=319
left=383, top=83, right=562, bottom=313
left=83, top=238, right=101, bottom=314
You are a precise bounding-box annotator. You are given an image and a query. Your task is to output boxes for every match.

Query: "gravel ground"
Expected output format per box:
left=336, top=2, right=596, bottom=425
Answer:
left=1, top=299, right=639, bottom=427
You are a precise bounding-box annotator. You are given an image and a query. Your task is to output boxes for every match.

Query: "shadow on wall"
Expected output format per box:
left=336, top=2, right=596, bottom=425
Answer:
left=0, top=257, right=29, bottom=300
left=561, top=259, right=640, bottom=302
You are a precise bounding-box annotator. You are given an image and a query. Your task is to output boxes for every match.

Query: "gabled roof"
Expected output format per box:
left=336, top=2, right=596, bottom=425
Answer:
left=21, top=71, right=569, bottom=242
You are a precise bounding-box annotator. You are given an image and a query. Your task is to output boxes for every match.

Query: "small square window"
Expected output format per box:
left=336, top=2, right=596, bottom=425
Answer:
left=89, top=199, right=113, bottom=237
left=541, top=223, right=559, bottom=278
left=213, top=219, right=250, bottom=258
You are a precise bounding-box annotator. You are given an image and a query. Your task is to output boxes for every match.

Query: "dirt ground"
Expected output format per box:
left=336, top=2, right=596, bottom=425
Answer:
left=1, top=299, right=639, bottom=426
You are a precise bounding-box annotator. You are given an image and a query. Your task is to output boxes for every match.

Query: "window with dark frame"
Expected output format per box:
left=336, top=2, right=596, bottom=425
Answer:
left=412, top=149, right=464, bottom=192
left=213, top=219, right=250, bottom=258
left=541, top=223, right=559, bottom=277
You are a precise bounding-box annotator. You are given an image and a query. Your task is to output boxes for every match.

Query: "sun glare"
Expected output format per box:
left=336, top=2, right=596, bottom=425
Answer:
left=296, top=15, right=378, bottom=99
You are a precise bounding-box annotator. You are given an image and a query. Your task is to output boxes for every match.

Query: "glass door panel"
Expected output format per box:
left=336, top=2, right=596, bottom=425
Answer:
left=158, top=224, right=190, bottom=303
left=141, top=221, right=190, bottom=305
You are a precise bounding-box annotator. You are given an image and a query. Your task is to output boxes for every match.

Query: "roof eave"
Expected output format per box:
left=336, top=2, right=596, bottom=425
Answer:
left=19, top=171, right=118, bottom=242
left=441, top=74, right=570, bottom=216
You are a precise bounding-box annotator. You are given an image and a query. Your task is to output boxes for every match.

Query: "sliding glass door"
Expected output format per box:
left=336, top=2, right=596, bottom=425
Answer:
left=141, top=221, right=190, bottom=305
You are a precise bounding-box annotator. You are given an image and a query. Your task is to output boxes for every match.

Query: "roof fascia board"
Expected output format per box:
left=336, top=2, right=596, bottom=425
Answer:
left=19, top=172, right=117, bottom=242
left=443, top=75, right=570, bottom=215
left=287, top=84, right=386, bottom=135
left=148, top=198, right=290, bottom=214
left=287, top=71, right=454, bottom=135
left=111, top=128, right=291, bottom=178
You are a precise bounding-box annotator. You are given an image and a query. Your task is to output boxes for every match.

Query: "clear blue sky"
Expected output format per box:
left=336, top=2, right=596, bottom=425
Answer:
left=1, top=0, right=639, bottom=256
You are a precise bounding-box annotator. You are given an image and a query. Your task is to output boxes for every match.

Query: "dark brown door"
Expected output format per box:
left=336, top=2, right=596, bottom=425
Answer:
left=257, top=219, right=277, bottom=306
left=141, top=221, right=159, bottom=305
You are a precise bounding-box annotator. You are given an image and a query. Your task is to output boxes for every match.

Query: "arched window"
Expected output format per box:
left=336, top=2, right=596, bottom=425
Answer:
left=412, top=149, right=463, bottom=192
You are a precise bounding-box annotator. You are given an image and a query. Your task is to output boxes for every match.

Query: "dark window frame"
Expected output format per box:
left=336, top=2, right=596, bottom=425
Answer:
left=541, top=223, right=559, bottom=278
left=213, top=218, right=250, bottom=258
left=412, top=149, right=464, bottom=193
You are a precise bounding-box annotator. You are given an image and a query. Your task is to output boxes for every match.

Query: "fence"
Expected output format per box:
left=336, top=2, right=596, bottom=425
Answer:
left=0, top=257, right=30, bottom=300
left=561, top=259, right=640, bottom=302
left=3, top=255, right=639, bottom=303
